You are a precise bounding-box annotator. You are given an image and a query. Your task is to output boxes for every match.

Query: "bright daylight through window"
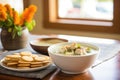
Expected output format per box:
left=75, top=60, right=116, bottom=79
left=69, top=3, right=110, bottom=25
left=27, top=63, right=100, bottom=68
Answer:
left=0, top=0, right=23, bottom=13
left=58, top=0, right=113, bottom=20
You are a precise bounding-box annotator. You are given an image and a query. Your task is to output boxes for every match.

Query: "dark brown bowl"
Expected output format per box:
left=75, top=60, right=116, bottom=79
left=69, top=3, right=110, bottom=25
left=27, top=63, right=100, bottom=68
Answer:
left=30, top=37, right=68, bottom=55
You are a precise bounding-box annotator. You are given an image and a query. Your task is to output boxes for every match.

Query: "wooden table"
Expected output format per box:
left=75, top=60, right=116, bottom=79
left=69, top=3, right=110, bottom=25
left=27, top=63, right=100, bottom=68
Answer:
left=0, top=34, right=120, bottom=80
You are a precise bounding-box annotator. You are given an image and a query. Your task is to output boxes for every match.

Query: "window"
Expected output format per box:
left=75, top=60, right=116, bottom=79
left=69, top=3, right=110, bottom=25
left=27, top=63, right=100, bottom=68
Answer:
left=43, top=0, right=120, bottom=34
left=58, top=0, right=113, bottom=20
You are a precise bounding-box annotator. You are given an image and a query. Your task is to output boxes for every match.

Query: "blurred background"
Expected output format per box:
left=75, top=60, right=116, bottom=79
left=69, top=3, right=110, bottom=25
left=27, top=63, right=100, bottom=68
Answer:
left=0, top=0, right=120, bottom=40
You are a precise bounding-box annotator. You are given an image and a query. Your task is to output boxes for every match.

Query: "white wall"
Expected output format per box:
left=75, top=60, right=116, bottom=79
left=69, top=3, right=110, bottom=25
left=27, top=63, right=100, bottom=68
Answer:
left=29, top=0, right=120, bottom=40
left=0, top=0, right=23, bottom=13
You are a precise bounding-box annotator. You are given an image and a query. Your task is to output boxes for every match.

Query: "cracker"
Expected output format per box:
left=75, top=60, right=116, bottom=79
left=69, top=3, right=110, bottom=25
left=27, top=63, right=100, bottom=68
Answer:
left=20, top=51, right=32, bottom=56
left=18, top=60, right=31, bottom=64
left=34, top=56, right=46, bottom=61
left=13, top=53, right=20, bottom=56
left=18, top=63, right=30, bottom=67
left=22, top=56, right=33, bottom=62
left=6, top=55, right=21, bottom=59
left=4, top=57, right=11, bottom=61
left=44, top=56, right=50, bottom=60
left=5, top=60, right=18, bottom=63
left=9, top=58, right=19, bottom=61
left=42, top=60, right=51, bottom=63
left=2, top=60, right=7, bottom=64
left=2, top=51, right=50, bottom=69
left=4, top=57, right=19, bottom=62
left=31, top=54, right=38, bottom=58
left=30, top=64, right=43, bottom=68
left=7, top=62, right=18, bottom=66
left=30, top=62, right=43, bottom=65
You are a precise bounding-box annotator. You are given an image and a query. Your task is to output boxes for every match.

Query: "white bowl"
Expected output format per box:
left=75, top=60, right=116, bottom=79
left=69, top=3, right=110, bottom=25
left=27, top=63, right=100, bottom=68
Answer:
left=48, top=42, right=100, bottom=74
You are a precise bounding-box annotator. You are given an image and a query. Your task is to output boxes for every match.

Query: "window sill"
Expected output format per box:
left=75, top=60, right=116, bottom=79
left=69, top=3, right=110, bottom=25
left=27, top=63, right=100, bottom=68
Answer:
left=52, top=19, right=113, bottom=27
left=44, top=19, right=115, bottom=34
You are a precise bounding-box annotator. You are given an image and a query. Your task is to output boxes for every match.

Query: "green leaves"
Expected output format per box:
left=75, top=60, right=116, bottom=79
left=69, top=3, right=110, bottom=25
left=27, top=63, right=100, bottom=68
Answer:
left=0, top=19, right=13, bottom=28
left=25, top=20, right=36, bottom=31
left=15, top=26, right=23, bottom=36
left=5, top=18, right=13, bottom=27
left=0, top=21, right=4, bottom=27
left=8, top=28, right=12, bottom=32
left=6, top=19, right=36, bottom=39
left=4, top=14, right=13, bottom=27
left=12, top=26, right=23, bottom=39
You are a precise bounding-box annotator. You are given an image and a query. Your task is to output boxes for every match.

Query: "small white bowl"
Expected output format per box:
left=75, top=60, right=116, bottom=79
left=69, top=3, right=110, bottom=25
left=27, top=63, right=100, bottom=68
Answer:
left=48, top=42, right=100, bottom=74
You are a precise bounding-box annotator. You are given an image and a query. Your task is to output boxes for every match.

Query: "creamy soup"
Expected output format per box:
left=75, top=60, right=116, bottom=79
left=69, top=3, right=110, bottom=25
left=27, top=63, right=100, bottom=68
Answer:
left=58, top=43, right=97, bottom=55
left=34, top=39, right=66, bottom=46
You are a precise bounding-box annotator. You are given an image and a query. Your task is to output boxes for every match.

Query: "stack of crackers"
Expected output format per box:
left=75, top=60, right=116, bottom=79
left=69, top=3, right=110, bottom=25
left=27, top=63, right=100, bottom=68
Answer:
left=2, top=51, right=51, bottom=69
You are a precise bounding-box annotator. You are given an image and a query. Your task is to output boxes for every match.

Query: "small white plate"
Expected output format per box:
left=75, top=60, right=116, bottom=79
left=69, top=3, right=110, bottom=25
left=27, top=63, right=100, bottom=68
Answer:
left=0, top=59, right=52, bottom=72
